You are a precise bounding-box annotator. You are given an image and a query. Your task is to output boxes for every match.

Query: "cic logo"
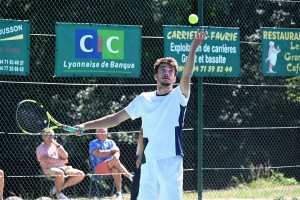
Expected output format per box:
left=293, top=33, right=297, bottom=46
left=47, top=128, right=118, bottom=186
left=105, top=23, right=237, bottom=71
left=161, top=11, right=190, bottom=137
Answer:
left=75, top=29, right=124, bottom=60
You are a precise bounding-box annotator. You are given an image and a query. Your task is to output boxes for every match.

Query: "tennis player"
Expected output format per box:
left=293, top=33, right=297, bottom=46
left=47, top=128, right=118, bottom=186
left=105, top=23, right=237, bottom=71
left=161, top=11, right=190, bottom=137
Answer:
left=75, top=29, right=207, bottom=200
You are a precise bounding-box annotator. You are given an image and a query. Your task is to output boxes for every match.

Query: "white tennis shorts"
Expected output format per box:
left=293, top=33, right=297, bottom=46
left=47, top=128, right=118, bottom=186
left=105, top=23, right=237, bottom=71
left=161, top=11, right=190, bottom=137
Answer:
left=138, top=155, right=183, bottom=200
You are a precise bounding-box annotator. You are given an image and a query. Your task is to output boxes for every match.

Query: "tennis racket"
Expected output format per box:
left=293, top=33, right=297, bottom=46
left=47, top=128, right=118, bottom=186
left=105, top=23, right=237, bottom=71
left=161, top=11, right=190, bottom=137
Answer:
left=16, top=99, right=82, bottom=135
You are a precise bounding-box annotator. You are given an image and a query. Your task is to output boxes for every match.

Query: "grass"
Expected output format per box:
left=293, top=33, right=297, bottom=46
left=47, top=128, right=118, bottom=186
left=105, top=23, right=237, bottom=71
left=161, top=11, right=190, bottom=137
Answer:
left=118, top=184, right=300, bottom=200
left=181, top=170, right=300, bottom=199
left=33, top=184, right=300, bottom=200
left=29, top=186, right=300, bottom=200
left=202, top=185, right=300, bottom=198
left=14, top=170, right=300, bottom=199
left=199, top=171, right=300, bottom=199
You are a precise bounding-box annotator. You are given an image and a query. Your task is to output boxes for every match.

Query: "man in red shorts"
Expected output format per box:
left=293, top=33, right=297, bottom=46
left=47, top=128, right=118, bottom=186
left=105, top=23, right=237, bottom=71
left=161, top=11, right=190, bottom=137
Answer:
left=89, top=128, right=133, bottom=199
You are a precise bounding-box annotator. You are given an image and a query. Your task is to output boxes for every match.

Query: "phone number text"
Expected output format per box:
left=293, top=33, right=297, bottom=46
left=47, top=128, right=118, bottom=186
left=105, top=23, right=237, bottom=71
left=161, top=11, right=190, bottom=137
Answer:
left=0, top=59, right=25, bottom=72
left=0, top=66, right=25, bottom=72
left=178, top=65, right=233, bottom=73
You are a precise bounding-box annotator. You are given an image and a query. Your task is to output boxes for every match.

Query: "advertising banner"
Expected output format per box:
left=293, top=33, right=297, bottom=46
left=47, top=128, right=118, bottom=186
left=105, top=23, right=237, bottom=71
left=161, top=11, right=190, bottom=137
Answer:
left=0, top=20, right=30, bottom=76
left=262, top=27, right=300, bottom=76
left=55, top=23, right=142, bottom=77
left=164, top=26, right=240, bottom=77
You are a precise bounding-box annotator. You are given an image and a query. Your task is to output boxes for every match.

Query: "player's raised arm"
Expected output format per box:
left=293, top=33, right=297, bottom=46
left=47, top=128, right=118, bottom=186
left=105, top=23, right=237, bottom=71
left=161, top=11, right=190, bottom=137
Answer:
left=180, top=29, right=207, bottom=97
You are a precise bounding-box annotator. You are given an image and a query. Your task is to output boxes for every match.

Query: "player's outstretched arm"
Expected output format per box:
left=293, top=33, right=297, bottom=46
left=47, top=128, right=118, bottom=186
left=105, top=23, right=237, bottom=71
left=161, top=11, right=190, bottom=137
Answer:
left=180, top=29, right=207, bottom=97
left=75, top=109, right=131, bottom=131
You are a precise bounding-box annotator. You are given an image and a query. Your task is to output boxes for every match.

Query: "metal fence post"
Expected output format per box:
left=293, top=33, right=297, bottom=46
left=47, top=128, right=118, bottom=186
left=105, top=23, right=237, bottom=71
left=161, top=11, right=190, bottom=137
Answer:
left=198, top=0, right=204, bottom=199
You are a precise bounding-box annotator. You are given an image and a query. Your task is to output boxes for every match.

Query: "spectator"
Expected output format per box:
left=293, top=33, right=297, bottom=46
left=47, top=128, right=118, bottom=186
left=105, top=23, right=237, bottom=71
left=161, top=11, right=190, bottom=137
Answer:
left=36, top=130, right=85, bottom=200
left=89, top=128, right=133, bottom=200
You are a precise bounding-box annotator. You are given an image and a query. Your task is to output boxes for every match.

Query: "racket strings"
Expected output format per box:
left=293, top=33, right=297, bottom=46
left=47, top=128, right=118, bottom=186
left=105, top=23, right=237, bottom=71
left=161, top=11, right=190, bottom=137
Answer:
left=16, top=102, right=49, bottom=134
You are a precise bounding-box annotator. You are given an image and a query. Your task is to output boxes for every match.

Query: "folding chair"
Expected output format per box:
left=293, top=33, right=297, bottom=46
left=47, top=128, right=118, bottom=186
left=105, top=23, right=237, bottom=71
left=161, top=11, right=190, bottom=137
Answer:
left=88, top=156, right=115, bottom=199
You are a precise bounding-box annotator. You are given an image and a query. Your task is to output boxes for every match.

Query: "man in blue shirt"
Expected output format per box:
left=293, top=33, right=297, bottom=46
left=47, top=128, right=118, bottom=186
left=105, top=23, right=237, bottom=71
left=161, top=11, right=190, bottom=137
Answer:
left=89, top=128, right=133, bottom=199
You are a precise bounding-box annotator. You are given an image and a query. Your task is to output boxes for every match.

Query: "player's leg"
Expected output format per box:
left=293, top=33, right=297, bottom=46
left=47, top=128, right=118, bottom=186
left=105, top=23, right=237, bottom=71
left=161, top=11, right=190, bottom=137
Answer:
left=138, top=162, right=159, bottom=200
left=158, top=156, right=183, bottom=200
left=60, top=166, right=85, bottom=190
left=0, top=170, right=4, bottom=200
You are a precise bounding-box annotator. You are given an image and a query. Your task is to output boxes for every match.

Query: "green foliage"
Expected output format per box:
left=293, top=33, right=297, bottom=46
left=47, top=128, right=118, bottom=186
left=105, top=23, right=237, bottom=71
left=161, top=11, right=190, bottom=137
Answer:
left=250, top=162, right=272, bottom=181
left=231, top=165, right=298, bottom=189
left=247, top=170, right=299, bottom=188
left=274, top=196, right=287, bottom=200
left=230, top=162, right=272, bottom=187
left=273, top=196, right=300, bottom=200
left=270, top=170, right=298, bottom=186
left=286, top=77, right=300, bottom=103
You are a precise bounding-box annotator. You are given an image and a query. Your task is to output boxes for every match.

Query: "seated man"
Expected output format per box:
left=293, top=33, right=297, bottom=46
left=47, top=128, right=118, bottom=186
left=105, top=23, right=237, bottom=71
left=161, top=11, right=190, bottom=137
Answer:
left=0, top=169, right=4, bottom=200
left=89, top=128, right=133, bottom=199
left=36, top=130, right=85, bottom=200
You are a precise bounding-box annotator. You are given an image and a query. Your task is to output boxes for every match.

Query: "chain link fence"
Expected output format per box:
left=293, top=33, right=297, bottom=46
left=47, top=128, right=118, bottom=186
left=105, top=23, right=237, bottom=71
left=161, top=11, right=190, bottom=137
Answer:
left=1, top=0, right=300, bottom=199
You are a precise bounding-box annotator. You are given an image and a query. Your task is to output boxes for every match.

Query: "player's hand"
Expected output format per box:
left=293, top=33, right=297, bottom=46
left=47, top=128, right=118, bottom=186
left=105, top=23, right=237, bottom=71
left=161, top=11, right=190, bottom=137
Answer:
left=136, top=158, right=141, bottom=168
left=190, top=29, right=207, bottom=52
left=74, top=124, right=84, bottom=136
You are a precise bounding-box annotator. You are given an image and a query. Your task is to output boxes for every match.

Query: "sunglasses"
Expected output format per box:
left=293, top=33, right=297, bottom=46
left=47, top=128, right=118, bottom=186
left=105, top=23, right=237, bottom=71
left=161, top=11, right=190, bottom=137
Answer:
left=44, top=134, right=54, bottom=138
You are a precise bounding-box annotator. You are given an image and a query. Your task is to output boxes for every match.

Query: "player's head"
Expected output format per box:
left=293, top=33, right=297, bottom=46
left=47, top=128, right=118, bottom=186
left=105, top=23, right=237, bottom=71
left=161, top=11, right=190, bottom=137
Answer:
left=154, top=57, right=178, bottom=75
left=95, top=128, right=108, bottom=141
left=153, top=57, right=178, bottom=87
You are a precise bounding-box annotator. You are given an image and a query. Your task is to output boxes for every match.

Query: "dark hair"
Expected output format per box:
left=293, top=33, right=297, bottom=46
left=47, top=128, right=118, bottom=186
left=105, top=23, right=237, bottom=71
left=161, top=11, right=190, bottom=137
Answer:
left=153, top=57, right=178, bottom=74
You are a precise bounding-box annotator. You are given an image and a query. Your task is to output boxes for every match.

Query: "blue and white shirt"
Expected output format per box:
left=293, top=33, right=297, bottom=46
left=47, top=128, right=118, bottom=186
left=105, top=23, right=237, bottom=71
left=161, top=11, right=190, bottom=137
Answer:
left=89, top=139, right=116, bottom=168
left=125, top=86, right=189, bottom=163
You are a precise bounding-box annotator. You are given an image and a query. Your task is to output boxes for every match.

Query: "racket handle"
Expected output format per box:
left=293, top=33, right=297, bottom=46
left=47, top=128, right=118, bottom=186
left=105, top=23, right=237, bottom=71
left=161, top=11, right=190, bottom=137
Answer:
left=63, top=125, right=84, bottom=134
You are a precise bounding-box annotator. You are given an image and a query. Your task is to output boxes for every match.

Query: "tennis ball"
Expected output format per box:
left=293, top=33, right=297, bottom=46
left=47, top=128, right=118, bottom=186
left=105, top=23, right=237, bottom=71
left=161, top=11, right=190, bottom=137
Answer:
left=189, top=14, right=198, bottom=24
